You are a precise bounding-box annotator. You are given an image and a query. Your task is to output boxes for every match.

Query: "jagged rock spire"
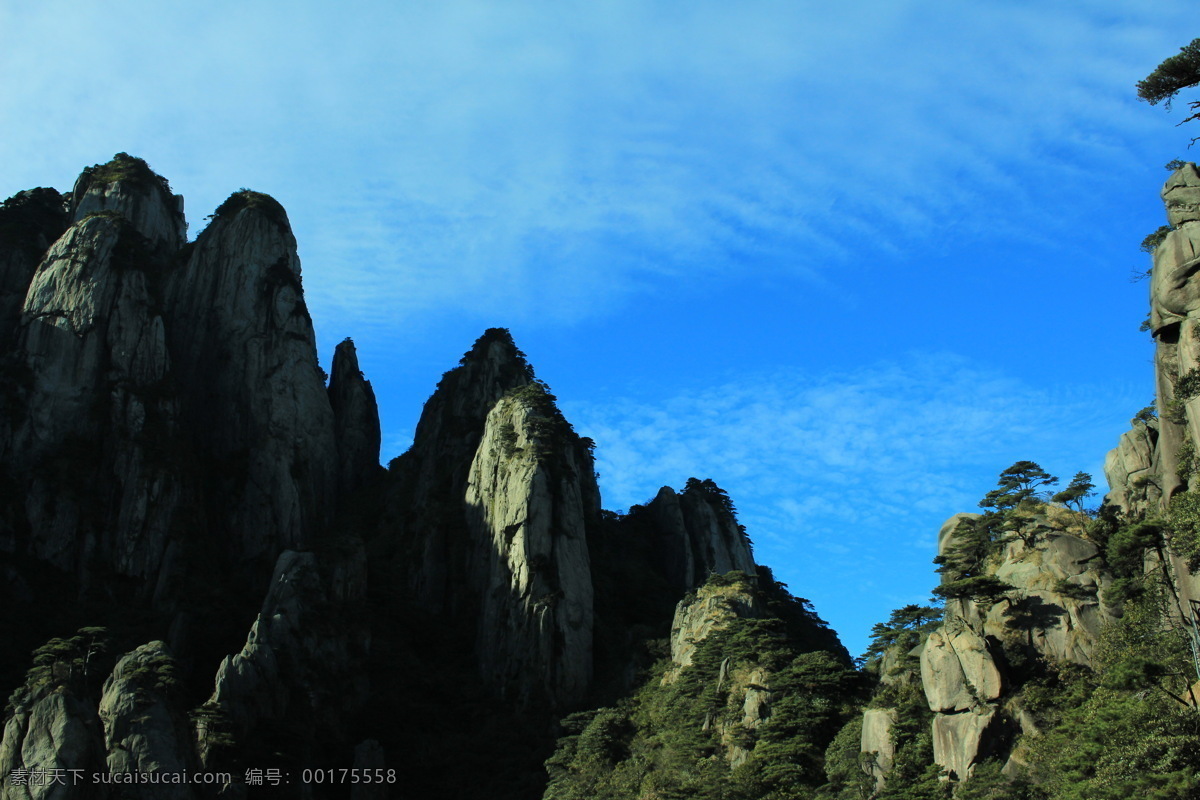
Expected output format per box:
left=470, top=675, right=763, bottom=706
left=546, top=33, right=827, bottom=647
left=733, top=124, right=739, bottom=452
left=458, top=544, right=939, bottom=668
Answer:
left=384, top=328, right=597, bottom=707
left=330, top=338, right=382, bottom=500
left=164, top=189, right=336, bottom=573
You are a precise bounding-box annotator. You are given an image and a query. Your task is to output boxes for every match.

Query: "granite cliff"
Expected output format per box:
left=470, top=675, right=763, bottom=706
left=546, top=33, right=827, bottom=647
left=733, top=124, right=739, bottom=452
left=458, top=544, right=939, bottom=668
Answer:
left=0, top=155, right=853, bottom=800
left=6, top=153, right=1196, bottom=800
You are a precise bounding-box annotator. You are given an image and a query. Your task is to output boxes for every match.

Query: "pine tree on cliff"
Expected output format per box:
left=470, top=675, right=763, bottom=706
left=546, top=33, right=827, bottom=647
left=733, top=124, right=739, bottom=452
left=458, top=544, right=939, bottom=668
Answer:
left=1138, top=37, right=1200, bottom=144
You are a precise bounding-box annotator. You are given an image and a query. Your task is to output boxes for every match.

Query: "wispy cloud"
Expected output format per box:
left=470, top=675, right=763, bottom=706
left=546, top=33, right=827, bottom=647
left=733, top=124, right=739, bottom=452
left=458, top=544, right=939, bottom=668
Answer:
left=562, top=350, right=1143, bottom=651
left=0, top=1, right=1191, bottom=334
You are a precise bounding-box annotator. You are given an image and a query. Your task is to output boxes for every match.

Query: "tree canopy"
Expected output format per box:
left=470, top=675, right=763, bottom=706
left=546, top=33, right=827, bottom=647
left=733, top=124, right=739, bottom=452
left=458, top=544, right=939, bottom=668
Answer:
left=1138, top=37, right=1200, bottom=144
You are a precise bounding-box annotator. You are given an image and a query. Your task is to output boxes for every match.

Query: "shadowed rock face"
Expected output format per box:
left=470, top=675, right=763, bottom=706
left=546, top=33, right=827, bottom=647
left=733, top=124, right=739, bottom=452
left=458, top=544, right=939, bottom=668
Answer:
left=383, top=330, right=599, bottom=708
left=1, top=201, right=191, bottom=591
left=0, top=158, right=379, bottom=607
left=200, top=548, right=369, bottom=769
left=329, top=338, right=382, bottom=501
left=0, top=188, right=68, bottom=350
left=645, top=482, right=757, bottom=592
left=164, top=194, right=337, bottom=574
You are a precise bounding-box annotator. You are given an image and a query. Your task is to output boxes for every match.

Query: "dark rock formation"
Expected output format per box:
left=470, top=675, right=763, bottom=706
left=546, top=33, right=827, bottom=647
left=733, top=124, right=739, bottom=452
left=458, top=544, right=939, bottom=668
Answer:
left=164, top=190, right=336, bottom=575
left=99, top=642, right=195, bottom=800
left=645, top=480, right=757, bottom=591
left=199, top=547, right=369, bottom=771
left=329, top=338, right=382, bottom=501
left=0, top=188, right=68, bottom=349
left=381, top=330, right=598, bottom=707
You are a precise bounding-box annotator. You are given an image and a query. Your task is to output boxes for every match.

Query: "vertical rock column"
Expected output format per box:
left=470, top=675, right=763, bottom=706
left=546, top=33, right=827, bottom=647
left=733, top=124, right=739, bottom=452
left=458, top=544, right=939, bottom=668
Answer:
left=1148, top=163, right=1200, bottom=605
left=0, top=159, right=191, bottom=593
left=329, top=338, right=382, bottom=501
left=464, top=386, right=597, bottom=708
left=164, top=192, right=336, bottom=576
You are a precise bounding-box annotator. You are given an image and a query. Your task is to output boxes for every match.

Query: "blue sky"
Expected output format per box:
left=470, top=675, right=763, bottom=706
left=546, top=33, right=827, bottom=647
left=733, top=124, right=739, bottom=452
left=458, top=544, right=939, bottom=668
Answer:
left=1, top=1, right=1193, bottom=656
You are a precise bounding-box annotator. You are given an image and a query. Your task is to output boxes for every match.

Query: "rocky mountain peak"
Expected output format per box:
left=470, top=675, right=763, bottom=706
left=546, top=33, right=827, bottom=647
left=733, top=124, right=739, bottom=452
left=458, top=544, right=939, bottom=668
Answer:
left=70, top=153, right=185, bottom=255
left=330, top=338, right=382, bottom=500
left=645, top=478, right=757, bottom=591
left=0, top=188, right=69, bottom=349
left=410, top=328, right=535, bottom=455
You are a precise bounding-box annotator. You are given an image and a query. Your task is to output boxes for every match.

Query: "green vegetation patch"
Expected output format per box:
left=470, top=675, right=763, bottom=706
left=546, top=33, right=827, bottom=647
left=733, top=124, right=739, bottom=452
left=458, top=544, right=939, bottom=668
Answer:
left=79, top=153, right=175, bottom=201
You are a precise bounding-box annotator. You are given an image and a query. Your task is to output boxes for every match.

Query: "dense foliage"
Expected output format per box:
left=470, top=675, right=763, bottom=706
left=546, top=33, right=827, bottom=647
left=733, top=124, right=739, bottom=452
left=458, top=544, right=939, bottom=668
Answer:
left=545, top=572, right=859, bottom=800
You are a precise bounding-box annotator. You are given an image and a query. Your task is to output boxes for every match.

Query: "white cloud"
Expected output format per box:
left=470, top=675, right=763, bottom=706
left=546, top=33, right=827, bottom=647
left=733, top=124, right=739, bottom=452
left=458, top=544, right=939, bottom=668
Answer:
left=561, top=350, right=1143, bottom=649
left=0, top=1, right=1192, bottom=334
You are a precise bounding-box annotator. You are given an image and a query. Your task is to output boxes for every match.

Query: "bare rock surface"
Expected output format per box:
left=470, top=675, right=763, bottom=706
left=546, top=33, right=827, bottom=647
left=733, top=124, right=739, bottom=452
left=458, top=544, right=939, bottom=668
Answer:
left=164, top=193, right=336, bottom=573
left=932, top=707, right=1002, bottom=781
left=0, top=686, right=105, bottom=800
left=860, top=708, right=897, bottom=793
left=201, top=547, right=369, bottom=766
left=645, top=482, right=757, bottom=591
left=98, top=642, right=194, bottom=799
left=465, top=386, right=596, bottom=707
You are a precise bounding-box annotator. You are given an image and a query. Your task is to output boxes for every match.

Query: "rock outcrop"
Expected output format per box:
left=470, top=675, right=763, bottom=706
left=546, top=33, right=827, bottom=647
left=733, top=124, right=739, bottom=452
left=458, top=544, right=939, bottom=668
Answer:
left=0, top=188, right=68, bottom=349
left=0, top=157, right=382, bottom=606
left=99, top=642, right=194, bottom=799
left=69, top=155, right=186, bottom=256
left=164, top=191, right=336, bottom=575
left=1104, top=415, right=1160, bottom=515
left=667, top=574, right=764, bottom=672
left=860, top=708, right=897, bottom=793
left=329, top=338, right=382, bottom=501
left=0, top=685, right=106, bottom=800
left=200, top=547, right=369, bottom=766
left=465, top=385, right=597, bottom=707
left=0, top=191, right=192, bottom=592
left=645, top=481, right=757, bottom=592
left=381, top=330, right=600, bottom=707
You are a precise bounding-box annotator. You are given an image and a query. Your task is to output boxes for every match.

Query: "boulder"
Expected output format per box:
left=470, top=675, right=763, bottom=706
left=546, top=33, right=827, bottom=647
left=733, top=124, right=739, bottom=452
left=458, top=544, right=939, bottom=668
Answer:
left=920, top=624, right=1001, bottom=713
left=931, top=707, right=1003, bottom=781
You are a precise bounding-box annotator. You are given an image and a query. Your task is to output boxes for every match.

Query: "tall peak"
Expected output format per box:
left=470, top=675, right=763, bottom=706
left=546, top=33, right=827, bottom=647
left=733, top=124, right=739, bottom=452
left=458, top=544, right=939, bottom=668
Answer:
left=410, top=329, right=534, bottom=454
left=330, top=338, right=382, bottom=500
left=206, top=189, right=291, bottom=235
left=70, top=153, right=185, bottom=254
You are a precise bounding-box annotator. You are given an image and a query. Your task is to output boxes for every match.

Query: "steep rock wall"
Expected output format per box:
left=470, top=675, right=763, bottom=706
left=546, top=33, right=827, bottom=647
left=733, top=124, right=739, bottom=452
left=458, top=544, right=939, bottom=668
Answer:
left=464, top=388, right=597, bottom=707
left=164, top=193, right=336, bottom=573
left=645, top=483, right=757, bottom=592
left=329, top=338, right=382, bottom=501
left=0, top=199, right=192, bottom=592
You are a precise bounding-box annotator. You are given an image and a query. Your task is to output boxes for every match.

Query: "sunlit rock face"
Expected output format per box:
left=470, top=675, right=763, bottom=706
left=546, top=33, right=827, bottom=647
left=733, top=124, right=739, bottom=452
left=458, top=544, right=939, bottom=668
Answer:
left=383, top=329, right=599, bottom=707
left=909, top=508, right=1118, bottom=782
left=1140, top=162, right=1200, bottom=604
left=1104, top=416, right=1159, bottom=515
left=0, top=183, right=191, bottom=591
left=465, top=387, right=596, bottom=707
